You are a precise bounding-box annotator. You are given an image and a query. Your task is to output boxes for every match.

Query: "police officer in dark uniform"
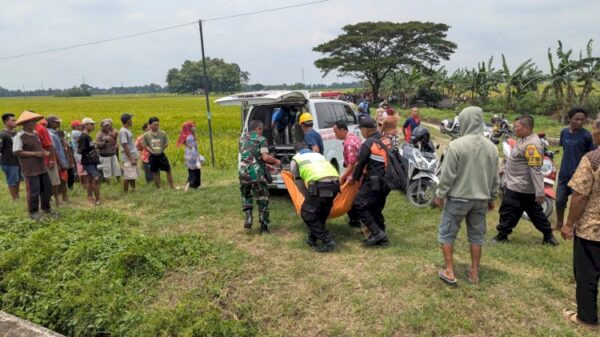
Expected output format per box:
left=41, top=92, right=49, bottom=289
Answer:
left=348, top=117, right=392, bottom=246
left=290, top=142, right=340, bottom=252
left=493, top=115, right=559, bottom=245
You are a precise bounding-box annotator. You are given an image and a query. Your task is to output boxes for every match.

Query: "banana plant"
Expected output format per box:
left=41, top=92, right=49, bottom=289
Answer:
left=500, top=54, right=545, bottom=111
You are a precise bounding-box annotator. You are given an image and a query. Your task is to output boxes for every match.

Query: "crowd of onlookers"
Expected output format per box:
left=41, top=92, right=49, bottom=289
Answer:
left=0, top=110, right=205, bottom=219
left=2, top=104, right=600, bottom=330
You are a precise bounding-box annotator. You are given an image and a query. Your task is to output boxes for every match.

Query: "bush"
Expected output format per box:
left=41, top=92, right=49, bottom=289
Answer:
left=0, top=209, right=252, bottom=337
left=583, top=95, right=600, bottom=117
left=515, top=92, right=541, bottom=115
left=411, top=86, right=443, bottom=106
left=481, top=96, right=505, bottom=113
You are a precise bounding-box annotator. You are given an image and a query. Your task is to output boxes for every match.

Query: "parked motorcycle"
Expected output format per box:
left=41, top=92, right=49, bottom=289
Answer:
left=487, top=114, right=514, bottom=144
left=500, top=132, right=557, bottom=220
left=439, top=116, right=460, bottom=140
left=400, top=127, right=439, bottom=208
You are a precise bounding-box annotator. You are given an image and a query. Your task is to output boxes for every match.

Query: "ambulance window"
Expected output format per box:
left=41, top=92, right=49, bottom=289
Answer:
left=344, top=105, right=357, bottom=125
left=315, top=103, right=337, bottom=129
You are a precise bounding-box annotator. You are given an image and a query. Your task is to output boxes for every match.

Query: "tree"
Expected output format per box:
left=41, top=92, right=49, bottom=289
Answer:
left=500, top=54, right=544, bottom=110
left=166, top=58, right=249, bottom=94
left=574, top=39, right=600, bottom=105
left=472, top=57, right=501, bottom=103
left=382, top=68, right=425, bottom=107
left=313, top=21, right=457, bottom=103
left=542, top=41, right=578, bottom=114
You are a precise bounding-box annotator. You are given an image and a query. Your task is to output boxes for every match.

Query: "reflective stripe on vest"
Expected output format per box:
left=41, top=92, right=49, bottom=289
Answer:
left=292, top=152, right=339, bottom=183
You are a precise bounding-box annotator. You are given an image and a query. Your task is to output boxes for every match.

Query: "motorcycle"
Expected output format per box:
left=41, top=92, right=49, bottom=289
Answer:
left=400, top=127, right=439, bottom=208
left=440, top=116, right=460, bottom=140
left=500, top=132, right=557, bottom=220
left=487, top=114, right=514, bottom=144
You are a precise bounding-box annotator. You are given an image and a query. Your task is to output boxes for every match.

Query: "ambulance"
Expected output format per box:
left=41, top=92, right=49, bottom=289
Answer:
left=215, top=90, right=360, bottom=189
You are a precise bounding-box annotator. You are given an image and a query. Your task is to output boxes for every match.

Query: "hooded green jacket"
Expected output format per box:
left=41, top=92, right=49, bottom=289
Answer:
left=436, top=107, right=500, bottom=200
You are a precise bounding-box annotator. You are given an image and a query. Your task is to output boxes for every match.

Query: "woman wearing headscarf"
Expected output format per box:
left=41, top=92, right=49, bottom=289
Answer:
left=177, top=121, right=204, bottom=191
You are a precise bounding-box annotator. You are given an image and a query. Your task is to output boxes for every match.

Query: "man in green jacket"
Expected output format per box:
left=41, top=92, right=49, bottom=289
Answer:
left=434, top=106, right=500, bottom=285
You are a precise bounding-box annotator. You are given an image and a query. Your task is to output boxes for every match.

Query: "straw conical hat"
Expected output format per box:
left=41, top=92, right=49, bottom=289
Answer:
left=15, top=110, right=43, bottom=126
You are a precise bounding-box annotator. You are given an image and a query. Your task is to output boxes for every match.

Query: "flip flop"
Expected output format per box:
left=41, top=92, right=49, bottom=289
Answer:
left=563, top=309, right=598, bottom=330
left=467, top=267, right=479, bottom=284
left=438, top=269, right=457, bottom=285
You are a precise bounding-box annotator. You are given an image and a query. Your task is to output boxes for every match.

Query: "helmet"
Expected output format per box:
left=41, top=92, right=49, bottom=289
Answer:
left=299, top=113, right=313, bottom=124
left=441, top=119, right=452, bottom=130
left=410, top=126, right=431, bottom=145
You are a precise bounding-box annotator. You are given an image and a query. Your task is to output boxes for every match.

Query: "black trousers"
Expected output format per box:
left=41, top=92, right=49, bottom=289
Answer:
left=301, top=194, right=335, bottom=242
left=187, top=169, right=201, bottom=189
left=574, top=236, right=600, bottom=325
left=496, top=188, right=552, bottom=238
left=347, top=206, right=360, bottom=224
left=67, top=167, right=76, bottom=189
left=353, top=181, right=390, bottom=233
left=25, top=173, right=52, bottom=214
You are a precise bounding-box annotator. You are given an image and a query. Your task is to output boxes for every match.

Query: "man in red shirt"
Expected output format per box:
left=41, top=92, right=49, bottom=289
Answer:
left=333, top=120, right=362, bottom=228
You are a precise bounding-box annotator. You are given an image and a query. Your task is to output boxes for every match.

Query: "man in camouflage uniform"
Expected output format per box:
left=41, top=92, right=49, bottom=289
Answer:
left=239, top=119, right=281, bottom=233
left=493, top=115, right=559, bottom=246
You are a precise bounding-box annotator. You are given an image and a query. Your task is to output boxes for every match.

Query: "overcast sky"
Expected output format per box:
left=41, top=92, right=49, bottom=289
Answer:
left=1, top=0, right=599, bottom=90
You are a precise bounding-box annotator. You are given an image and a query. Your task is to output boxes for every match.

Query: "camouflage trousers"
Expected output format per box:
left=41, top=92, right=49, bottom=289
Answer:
left=240, top=182, right=270, bottom=223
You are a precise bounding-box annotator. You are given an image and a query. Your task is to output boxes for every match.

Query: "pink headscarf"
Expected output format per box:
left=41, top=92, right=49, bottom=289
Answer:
left=177, top=121, right=195, bottom=147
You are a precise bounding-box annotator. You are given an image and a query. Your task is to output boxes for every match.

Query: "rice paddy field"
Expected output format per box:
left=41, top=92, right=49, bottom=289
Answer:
left=0, top=95, right=595, bottom=337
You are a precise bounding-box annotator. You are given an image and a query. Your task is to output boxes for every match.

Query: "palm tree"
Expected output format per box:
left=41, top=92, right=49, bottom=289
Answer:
left=500, top=54, right=545, bottom=111
left=542, top=41, right=578, bottom=114
left=574, top=39, right=600, bottom=105
left=473, top=57, right=502, bottom=103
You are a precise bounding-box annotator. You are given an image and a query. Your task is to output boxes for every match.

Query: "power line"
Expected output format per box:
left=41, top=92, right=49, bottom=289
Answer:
left=0, top=21, right=198, bottom=61
left=0, top=0, right=329, bottom=61
left=203, top=0, right=328, bottom=22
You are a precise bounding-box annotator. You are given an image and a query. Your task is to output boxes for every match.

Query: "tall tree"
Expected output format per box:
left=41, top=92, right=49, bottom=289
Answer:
left=575, top=39, right=600, bottom=105
left=542, top=41, right=577, bottom=114
left=166, top=58, right=249, bottom=94
left=500, top=54, right=544, bottom=110
left=313, top=21, right=457, bottom=103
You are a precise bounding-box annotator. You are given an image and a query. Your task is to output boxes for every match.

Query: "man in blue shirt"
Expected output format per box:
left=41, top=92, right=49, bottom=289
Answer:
left=358, top=99, right=369, bottom=113
left=299, top=113, right=324, bottom=154
left=556, top=107, right=597, bottom=229
left=271, top=107, right=292, bottom=144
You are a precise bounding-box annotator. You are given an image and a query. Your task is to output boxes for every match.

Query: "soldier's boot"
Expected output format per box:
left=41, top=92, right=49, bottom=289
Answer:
left=243, top=210, right=253, bottom=229
left=306, top=233, right=318, bottom=247
left=315, top=238, right=336, bottom=253
left=363, top=222, right=388, bottom=247
left=259, top=212, right=270, bottom=234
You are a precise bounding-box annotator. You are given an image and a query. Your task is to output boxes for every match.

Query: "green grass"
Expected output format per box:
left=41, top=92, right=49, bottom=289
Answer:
left=0, top=95, right=596, bottom=336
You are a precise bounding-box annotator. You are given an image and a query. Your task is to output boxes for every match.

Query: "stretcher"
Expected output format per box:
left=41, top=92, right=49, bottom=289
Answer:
left=280, top=170, right=360, bottom=219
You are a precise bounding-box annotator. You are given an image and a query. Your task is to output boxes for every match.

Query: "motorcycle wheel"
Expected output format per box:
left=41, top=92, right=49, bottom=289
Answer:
left=406, top=179, right=436, bottom=208
left=522, top=196, right=554, bottom=221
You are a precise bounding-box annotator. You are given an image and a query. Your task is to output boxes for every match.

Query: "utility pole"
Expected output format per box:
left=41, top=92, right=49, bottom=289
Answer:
left=198, top=19, right=216, bottom=167
left=302, top=68, right=304, bottom=85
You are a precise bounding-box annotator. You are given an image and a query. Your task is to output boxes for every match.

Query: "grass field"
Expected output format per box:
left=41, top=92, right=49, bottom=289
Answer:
left=0, top=95, right=596, bottom=336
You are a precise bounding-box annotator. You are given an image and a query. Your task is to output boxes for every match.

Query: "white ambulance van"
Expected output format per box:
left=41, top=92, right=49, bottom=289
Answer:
left=215, top=90, right=360, bottom=189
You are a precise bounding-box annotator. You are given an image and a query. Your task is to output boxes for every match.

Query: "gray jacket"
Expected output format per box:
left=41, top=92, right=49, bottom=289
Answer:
left=436, top=107, right=500, bottom=200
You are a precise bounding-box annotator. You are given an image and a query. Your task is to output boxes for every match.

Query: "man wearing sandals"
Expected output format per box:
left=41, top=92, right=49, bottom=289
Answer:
left=434, top=107, right=500, bottom=285
left=561, top=118, right=600, bottom=330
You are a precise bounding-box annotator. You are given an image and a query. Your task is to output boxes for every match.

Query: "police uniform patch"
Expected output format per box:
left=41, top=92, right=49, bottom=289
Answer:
left=525, top=144, right=542, bottom=167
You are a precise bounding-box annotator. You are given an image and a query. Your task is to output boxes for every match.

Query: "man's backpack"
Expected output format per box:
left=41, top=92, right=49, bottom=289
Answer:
left=374, top=138, right=408, bottom=192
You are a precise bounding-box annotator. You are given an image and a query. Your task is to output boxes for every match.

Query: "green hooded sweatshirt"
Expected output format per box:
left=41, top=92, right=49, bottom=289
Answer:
left=436, top=107, right=500, bottom=200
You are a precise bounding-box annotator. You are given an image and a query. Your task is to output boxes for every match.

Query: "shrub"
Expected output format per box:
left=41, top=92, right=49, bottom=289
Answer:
left=0, top=209, right=252, bottom=337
